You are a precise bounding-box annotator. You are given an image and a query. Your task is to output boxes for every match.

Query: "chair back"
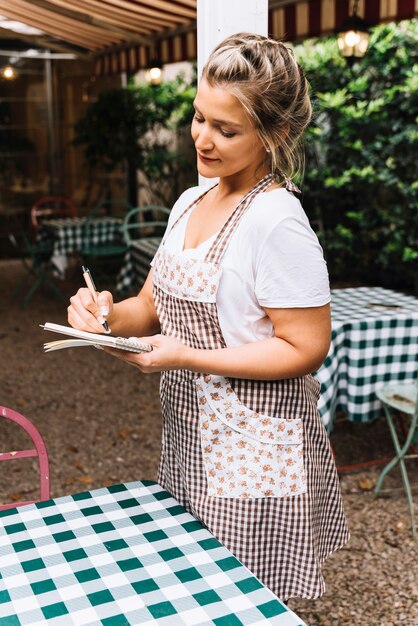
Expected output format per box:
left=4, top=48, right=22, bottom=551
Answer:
left=31, top=196, right=78, bottom=231
left=0, top=406, right=50, bottom=510
left=123, top=205, right=170, bottom=246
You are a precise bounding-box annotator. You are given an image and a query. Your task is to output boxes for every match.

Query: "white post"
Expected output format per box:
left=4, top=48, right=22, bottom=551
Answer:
left=196, top=0, right=268, bottom=185
left=197, top=0, right=268, bottom=81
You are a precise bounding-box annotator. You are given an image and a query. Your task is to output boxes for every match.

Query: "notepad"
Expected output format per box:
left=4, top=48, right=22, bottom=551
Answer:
left=41, top=322, right=153, bottom=354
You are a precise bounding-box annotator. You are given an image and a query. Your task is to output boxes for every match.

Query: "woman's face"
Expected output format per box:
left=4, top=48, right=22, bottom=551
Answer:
left=191, top=78, right=268, bottom=183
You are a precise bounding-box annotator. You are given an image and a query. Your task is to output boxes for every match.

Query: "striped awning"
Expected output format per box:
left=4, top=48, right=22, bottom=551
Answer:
left=269, top=0, right=418, bottom=41
left=96, top=0, right=418, bottom=75
left=0, top=0, right=196, bottom=56
left=0, top=0, right=416, bottom=74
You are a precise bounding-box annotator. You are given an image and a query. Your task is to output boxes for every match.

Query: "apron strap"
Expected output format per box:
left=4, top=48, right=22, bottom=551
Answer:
left=160, top=183, right=217, bottom=246
left=205, top=173, right=275, bottom=265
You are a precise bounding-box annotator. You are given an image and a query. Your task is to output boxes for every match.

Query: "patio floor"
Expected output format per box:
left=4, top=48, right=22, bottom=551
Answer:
left=0, top=258, right=417, bottom=625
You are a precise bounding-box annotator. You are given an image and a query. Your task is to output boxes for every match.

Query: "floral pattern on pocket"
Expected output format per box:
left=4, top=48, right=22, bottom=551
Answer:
left=153, top=247, right=221, bottom=303
left=196, top=375, right=307, bottom=499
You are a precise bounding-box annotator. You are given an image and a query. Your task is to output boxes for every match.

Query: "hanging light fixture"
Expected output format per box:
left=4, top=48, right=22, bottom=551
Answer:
left=145, top=58, right=163, bottom=85
left=337, top=0, right=370, bottom=63
left=1, top=65, right=17, bottom=80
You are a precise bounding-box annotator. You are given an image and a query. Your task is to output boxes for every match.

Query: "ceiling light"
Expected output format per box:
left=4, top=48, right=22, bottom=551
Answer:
left=145, top=59, right=163, bottom=85
left=337, top=0, right=370, bottom=63
left=1, top=65, right=16, bottom=80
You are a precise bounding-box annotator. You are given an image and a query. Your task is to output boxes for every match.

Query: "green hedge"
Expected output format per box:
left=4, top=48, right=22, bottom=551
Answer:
left=295, top=20, right=418, bottom=292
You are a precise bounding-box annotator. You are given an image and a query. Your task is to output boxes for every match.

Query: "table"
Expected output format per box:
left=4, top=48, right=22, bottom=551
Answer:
left=38, top=217, right=123, bottom=277
left=0, top=480, right=305, bottom=626
left=316, top=287, right=418, bottom=430
left=116, top=237, right=161, bottom=295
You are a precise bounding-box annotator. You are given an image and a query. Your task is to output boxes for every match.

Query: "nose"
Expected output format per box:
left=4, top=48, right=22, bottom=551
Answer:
left=194, top=122, right=214, bottom=152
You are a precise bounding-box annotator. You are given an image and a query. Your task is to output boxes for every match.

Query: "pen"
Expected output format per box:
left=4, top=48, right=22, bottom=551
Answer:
left=81, top=266, right=111, bottom=334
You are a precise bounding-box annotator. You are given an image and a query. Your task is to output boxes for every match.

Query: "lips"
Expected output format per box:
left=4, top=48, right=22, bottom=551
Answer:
left=198, top=154, right=220, bottom=163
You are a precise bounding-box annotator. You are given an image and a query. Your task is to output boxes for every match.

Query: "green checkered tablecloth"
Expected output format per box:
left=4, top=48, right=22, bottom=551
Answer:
left=0, top=481, right=305, bottom=626
left=316, top=287, right=418, bottom=430
left=38, top=217, right=123, bottom=257
left=116, top=238, right=161, bottom=295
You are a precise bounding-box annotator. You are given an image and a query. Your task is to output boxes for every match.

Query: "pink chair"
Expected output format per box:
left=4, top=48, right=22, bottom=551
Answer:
left=0, top=405, right=50, bottom=510
left=31, top=196, right=78, bottom=231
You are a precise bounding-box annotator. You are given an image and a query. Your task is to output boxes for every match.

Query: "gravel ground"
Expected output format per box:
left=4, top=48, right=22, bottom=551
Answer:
left=0, top=258, right=417, bottom=626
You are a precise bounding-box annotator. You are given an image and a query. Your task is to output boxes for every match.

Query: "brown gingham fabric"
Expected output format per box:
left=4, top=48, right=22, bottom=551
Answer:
left=152, top=174, right=349, bottom=600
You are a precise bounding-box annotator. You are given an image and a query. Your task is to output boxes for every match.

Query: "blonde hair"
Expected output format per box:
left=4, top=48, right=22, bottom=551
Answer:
left=202, top=32, right=312, bottom=184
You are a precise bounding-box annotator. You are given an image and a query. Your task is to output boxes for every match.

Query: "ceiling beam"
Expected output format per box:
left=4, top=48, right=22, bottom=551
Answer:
left=106, top=0, right=195, bottom=21
left=48, top=0, right=154, bottom=34
left=0, top=4, right=118, bottom=48
left=0, top=0, right=118, bottom=38
left=27, top=0, right=153, bottom=44
left=77, top=0, right=186, bottom=29
left=0, top=25, right=90, bottom=56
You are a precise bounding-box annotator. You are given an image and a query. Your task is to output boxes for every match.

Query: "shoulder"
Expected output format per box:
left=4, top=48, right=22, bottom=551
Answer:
left=246, top=191, right=330, bottom=308
left=249, top=188, right=306, bottom=227
left=240, top=187, right=327, bottom=274
left=239, top=188, right=313, bottom=244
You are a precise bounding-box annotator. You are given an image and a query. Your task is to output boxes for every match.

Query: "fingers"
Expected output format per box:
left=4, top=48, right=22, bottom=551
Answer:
left=97, top=291, right=113, bottom=318
left=68, top=287, right=110, bottom=333
left=136, top=334, right=160, bottom=346
left=102, top=346, right=150, bottom=371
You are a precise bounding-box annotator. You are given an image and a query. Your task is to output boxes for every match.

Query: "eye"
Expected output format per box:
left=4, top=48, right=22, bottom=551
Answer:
left=193, top=113, right=204, bottom=123
left=220, top=130, right=236, bottom=138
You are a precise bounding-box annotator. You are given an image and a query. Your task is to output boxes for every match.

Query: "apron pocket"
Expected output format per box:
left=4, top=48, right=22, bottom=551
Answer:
left=196, top=376, right=307, bottom=499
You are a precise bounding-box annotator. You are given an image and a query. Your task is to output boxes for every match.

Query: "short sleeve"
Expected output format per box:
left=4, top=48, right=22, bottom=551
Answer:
left=254, top=215, right=330, bottom=308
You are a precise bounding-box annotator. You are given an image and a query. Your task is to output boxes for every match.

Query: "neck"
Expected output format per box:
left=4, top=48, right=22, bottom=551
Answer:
left=216, top=168, right=272, bottom=199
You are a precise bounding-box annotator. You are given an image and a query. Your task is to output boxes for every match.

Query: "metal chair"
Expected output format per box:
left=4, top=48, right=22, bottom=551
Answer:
left=30, top=196, right=78, bottom=231
left=374, top=379, right=418, bottom=538
left=0, top=405, right=50, bottom=510
left=123, top=205, right=170, bottom=245
left=8, top=232, right=66, bottom=306
left=80, top=205, right=131, bottom=283
left=81, top=198, right=134, bottom=263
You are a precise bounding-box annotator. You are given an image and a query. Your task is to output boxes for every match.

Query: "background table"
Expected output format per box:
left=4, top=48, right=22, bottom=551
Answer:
left=0, top=480, right=305, bottom=626
left=37, top=217, right=123, bottom=277
left=316, top=287, right=418, bottom=430
left=116, top=237, right=161, bottom=295
left=38, top=216, right=123, bottom=256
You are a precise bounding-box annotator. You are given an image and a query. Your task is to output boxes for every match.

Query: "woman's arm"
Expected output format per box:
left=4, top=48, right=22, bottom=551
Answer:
left=105, top=303, right=331, bottom=380
left=106, top=273, right=160, bottom=336
left=68, top=271, right=160, bottom=337
left=184, top=303, right=331, bottom=379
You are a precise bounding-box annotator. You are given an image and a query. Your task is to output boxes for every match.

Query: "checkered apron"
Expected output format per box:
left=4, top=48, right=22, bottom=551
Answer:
left=152, top=174, right=349, bottom=600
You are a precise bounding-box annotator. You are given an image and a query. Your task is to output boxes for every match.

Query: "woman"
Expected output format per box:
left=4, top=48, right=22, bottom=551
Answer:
left=68, top=33, right=349, bottom=600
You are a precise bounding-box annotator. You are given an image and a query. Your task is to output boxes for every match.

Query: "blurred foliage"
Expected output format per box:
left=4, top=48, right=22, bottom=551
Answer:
left=0, top=100, right=34, bottom=183
left=295, top=20, right=418, bottom=291
left=73, top=74, right=195, bottom=206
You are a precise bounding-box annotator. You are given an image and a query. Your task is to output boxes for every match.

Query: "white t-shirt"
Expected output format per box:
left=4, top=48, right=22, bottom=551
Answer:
left=155, top=185, right=330, bottom=347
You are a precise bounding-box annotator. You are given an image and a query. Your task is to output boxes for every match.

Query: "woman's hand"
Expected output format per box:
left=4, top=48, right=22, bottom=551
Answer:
left=103, top=334, right=189, bottom=374
left=68, top=288, right=113, bottom=334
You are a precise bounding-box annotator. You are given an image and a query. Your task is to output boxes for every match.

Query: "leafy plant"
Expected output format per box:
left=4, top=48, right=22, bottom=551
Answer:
left=73, top=74, right=195, bottom=207
left=295, top=20, right=418, bottom=291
